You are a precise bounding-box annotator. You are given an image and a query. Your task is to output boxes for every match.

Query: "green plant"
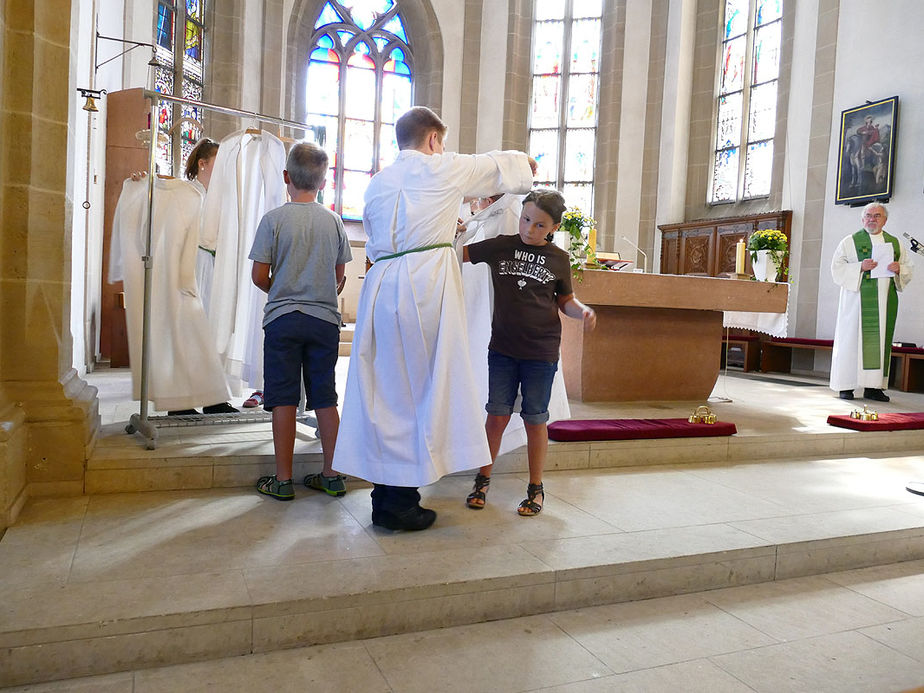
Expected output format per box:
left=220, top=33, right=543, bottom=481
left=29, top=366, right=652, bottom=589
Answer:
left=560, top=207, right=602, bottom=277
left=747, top=228, right=789, bottom=279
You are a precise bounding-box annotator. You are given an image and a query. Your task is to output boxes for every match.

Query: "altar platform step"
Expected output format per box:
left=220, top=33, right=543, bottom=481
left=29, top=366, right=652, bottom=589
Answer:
left=3, top=453, right=924, bottom=687
left=83, top=368, right=924, bottom=495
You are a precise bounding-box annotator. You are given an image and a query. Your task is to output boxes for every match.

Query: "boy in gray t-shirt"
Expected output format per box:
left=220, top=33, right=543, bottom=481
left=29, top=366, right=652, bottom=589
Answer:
left=249, top=142, right=352, bottom=501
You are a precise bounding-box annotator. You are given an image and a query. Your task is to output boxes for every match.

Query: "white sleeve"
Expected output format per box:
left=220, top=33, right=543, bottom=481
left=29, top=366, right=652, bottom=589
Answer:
left=830, top=235, right=862, bottom=293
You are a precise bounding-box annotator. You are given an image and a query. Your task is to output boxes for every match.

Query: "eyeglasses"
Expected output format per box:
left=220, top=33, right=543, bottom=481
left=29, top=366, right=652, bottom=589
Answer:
left=864, top=213, right=883, bottom=219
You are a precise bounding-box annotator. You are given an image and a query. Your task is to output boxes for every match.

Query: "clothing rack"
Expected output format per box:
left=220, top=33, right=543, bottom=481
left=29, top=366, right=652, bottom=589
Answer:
left=125, top=89, right=317, bottom=449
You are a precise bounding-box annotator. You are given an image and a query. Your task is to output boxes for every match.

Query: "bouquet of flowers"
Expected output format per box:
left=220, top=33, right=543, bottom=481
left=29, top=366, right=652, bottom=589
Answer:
left=746, top=228, right=788, bottom=261
left=560, top=207, right=601, bottom=276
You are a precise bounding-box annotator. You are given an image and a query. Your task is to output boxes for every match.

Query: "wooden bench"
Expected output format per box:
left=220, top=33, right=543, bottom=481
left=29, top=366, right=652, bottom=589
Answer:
left=890, top=346, right=924, bottom=392
left=760, top=338, right=833, bottom=373
left=721, top=333, right=760, bottom=372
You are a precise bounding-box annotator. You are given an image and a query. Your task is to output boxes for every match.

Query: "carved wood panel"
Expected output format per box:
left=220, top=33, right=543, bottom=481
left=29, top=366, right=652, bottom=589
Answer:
left=658, top=211, right=792, bottom=277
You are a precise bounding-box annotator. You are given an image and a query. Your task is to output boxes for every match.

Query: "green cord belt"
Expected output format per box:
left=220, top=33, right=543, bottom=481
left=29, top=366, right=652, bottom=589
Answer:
left=375, top=242, right=452, bottom=262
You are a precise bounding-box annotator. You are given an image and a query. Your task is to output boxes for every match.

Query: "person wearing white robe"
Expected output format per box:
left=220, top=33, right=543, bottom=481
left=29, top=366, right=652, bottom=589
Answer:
left=333, top=106, right=535, bottom=531
left=109, top=177, right=231, bottom=411
left=455, top=193, right=571, bottom=455
left=203, top=130, right=287, bottom=396
left=830, top=202, right=912, bottom=401
left=185, top=137, right=220, bottom=311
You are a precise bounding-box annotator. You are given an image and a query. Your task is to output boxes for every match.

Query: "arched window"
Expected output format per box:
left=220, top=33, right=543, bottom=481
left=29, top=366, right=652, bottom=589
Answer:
left=710, top=0, right=782, bottom=203
left=153, top=0, right=208, bottom=174
left=528, top=0, right=603, bottom=214
left=306, top=1, right=413, bottom=220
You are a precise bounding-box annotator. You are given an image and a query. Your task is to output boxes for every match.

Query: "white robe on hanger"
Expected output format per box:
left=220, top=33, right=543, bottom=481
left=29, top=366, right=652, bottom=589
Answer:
left=108, top=178, right=230, bottom=410
left=191, top=178, right=215, bottom=313
left=456, top=194, right=571, bottom=455
left=334, top=149, right=534, bottom=487
left=202, top=130, right=287, bottom=395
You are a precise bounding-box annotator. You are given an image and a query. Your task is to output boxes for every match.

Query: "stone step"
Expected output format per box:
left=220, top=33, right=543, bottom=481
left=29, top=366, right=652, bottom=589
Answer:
left=3, top=460, right=924, bottom=686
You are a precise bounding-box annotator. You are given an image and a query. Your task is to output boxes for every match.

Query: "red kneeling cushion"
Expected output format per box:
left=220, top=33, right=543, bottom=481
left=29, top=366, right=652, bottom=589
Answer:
left=548, top=418, right=737, bottom=442
left=827, top=412, right=924, bottom=432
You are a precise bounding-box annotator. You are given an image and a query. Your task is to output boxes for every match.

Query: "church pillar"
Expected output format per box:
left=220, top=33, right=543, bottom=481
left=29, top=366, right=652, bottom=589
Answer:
left=0, top=0, right=100, bottom=529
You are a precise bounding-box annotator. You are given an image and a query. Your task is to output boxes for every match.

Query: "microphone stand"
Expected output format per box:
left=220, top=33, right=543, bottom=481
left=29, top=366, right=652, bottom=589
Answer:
left=621, top=235, right=648, bottom=273
left=901, top=234, right=924, bottom=496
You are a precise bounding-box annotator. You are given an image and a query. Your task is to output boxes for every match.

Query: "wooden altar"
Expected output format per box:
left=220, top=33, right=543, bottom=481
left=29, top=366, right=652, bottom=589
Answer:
left=561, top=271, right=788, bottom=401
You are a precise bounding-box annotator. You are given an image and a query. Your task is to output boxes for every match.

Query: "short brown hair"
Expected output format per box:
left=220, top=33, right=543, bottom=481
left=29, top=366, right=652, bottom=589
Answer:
left=523, top=188, right=567, bottom=224
left=184, top=138, right=219, bottom=180
left=395, top=106, right=447, bottom=150
left=286, top=142, right=329, bottom=191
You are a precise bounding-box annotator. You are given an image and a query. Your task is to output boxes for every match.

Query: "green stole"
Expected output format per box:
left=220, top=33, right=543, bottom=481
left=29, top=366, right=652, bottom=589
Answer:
left=851, top=229, right=899, bottom=372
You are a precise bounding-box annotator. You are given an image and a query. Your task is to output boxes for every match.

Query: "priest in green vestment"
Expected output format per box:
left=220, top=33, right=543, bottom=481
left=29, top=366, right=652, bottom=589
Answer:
left=830, top=202, right=913, bottom=401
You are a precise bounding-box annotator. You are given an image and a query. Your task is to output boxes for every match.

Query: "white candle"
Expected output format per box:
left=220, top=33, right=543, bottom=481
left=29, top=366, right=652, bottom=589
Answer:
left=735, top=239, right=746, bottom=275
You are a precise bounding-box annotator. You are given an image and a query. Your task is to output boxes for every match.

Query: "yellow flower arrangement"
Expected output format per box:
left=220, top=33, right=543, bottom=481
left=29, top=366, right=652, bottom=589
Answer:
left=747, top=228, right=788, bottom=279
left=560, top=207, right=602, bottom=276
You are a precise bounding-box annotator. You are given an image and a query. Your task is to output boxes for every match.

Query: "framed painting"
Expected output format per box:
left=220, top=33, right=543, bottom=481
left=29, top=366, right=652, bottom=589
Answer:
left=835, top=95, right=898, bottom=206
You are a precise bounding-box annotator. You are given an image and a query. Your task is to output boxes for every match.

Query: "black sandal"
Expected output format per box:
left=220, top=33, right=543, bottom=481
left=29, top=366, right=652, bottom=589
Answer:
left=517, top=482, right=544, bottom=517
left=466, top=473, right=491, bottom=509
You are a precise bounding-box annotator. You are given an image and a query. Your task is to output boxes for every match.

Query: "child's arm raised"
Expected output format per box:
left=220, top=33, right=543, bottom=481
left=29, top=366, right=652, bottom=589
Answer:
left=558, top=294, right=596, bottom=332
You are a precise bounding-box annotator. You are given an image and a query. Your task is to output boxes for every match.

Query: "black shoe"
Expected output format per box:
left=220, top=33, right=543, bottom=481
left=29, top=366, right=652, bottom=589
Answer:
left=863, top=388, right=890, bottom=402
left=839, top=390, right=855, bottom=400
left=167, top=409, right=199, bottom=416
left=203, top=402, right=239, bottom=414
left=372, top=506, right=437, bottom=531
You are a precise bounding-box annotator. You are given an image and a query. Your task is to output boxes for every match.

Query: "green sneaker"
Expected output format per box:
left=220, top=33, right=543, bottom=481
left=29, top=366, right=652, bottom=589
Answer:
left=304, top=473, right=347, bottom=497
left=256, top=475, right=294, bottom=501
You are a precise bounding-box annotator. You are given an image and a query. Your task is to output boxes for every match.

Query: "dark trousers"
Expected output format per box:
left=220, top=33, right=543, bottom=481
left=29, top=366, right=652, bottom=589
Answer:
left=371, top=484, right=421, bottom=514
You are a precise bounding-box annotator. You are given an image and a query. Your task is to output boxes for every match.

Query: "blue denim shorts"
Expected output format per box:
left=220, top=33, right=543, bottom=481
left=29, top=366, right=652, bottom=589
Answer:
left=263, top=311, right=340, bottom=411
left=486, top=349, right=558, bottom=424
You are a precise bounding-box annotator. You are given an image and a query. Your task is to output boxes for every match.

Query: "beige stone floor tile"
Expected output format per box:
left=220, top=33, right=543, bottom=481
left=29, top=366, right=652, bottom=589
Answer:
left=710, top=630, right=924, bottom=693
left=519, top=523, right=771, bottom=574
left=244, top=543, right=551, bottom=613
left=0, top=571, right=251, bottom=645
left=361, top=614, right=612, bottom=693
left=334, top=474, right=618, bottom=556
left=1, top=671, right=134, bottom=692
left=685, top=456, right=924, bottom=513
left=824, top=558, right=924, bottom=616
left=538, top=467, right=789, bottom=532
left=860, top=615, right=924, bottom=664
left=729, top=505, right=924, bottom=544
left=0, top=497, right=88, bottom=590
left=132, top=642, right=390, bottom=693
left=67, top=490, right=382, bottom=582
left=549, top=592, right=777, bottom=673
left=702, top=574, right=909, bottom=641
left=533, top=658, right=758, bottom=692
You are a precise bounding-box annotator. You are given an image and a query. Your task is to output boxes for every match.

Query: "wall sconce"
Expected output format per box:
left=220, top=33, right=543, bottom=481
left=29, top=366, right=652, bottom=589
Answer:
left=78, top=88, right=107, bottom=113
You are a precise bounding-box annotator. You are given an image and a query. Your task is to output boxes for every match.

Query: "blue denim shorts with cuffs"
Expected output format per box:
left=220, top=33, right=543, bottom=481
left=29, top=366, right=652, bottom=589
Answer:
left=263, top=311, right=340, bottom=411
left=486, top=349, right=558, bottom=424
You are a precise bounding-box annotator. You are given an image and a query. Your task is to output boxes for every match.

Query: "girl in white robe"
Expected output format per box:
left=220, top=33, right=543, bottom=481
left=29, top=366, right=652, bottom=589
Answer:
left=186, top=137, right=220, bottom=311
left=456, top=193, right=571, bottom=455
left=202, top=130, right=287, bottom=396
left=109, top=178, right=231, bottom=411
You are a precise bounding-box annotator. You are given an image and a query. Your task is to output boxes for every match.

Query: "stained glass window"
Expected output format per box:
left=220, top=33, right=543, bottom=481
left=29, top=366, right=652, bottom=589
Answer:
left=710, top=0, right=782, bottom=203
left=305, top=1, right=413, bottom=219
left=153, top=0, right=208, bottom=175
left=528, top=0, right=602, bottom=212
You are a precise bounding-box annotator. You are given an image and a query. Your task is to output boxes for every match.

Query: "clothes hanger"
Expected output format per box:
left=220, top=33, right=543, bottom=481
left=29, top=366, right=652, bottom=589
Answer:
left=276, top=126, right=296, bottom=144
left=167, top=116, right=204, bottom=136
left=244, top=117, right=261, bottom=136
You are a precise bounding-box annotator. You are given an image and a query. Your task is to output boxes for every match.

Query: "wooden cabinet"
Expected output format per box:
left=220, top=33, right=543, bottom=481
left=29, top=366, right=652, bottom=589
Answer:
left=658, top=211, right=792, bottom=277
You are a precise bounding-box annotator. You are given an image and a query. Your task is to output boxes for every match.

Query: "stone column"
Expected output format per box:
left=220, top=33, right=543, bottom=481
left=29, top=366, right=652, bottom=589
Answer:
left=0, top=0, right=100, bottom=529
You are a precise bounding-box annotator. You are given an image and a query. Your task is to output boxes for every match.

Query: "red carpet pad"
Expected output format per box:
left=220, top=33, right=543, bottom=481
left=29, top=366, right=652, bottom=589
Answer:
left=827, top=412, right=924, bottom=432
left=548, top=418, right=737, bottom=442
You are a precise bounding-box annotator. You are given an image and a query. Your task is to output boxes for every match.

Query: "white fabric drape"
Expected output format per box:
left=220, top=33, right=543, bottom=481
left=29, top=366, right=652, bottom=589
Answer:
left=202, top=130, right=287, bottom=395
left=830, top=230, right=913, bottom=391
left=456, top=194, right=571, bottom=455
left=108, top=178, right=230, bottom=410
left=334, top=150, right=534, bottom=487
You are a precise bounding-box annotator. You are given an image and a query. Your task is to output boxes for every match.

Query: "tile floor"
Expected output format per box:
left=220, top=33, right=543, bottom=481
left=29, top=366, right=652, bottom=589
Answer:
left=3, top=366, right=924, bottom=690
left=4, top=561, right=924, bottom=692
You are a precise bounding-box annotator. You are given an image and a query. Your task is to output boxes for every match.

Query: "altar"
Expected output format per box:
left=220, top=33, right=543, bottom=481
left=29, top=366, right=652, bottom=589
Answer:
left=561, top=271, right=788, bottom=401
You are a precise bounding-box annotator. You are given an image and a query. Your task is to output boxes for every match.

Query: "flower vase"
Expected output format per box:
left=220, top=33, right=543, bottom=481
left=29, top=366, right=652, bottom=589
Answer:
left=752, top=249, right=781, bottom=282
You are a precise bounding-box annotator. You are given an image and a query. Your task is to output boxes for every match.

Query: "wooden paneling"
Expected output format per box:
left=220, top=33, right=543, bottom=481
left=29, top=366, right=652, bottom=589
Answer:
left=659, top=211, right=792, bottom=277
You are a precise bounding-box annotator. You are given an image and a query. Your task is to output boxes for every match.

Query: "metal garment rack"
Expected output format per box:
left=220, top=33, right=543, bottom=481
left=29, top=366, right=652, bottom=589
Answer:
left=125, top=89, right=317, bottom=449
